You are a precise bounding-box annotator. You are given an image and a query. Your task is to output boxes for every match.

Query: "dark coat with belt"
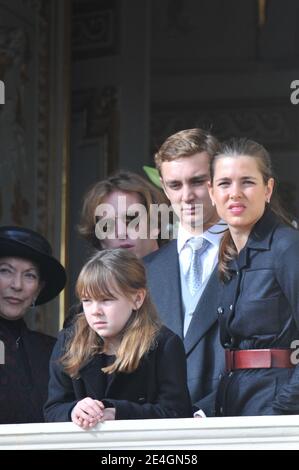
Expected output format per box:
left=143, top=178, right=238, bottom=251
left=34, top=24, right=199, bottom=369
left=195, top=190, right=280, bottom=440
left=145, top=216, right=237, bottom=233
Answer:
left=44, top=325, right=192, bottom=421
left=0, top=318, right=55, bottom=424
left=216, top=208, right=299, bottom=416
left=144, top=240, right=225, bottom=416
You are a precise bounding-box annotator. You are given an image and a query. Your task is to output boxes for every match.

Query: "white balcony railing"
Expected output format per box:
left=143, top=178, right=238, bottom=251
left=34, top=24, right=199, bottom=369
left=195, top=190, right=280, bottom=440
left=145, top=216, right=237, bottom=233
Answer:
left=1, top=415, right=299, bottom=449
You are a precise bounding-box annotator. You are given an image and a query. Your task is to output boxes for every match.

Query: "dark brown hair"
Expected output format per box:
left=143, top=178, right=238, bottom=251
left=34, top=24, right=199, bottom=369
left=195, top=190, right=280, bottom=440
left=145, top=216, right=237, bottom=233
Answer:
left=210, top=138, right=294, bottom=281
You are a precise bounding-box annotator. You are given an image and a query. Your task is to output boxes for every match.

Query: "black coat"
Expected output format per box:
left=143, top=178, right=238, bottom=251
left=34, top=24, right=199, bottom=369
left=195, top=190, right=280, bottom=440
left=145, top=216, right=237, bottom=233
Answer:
left=216, top=209, right=299, bottom=416
left=44, top=325, right=192, bottom=421
left=144, top=240, right=225, bottom=416
left=0, top=318, right=55, bottom=424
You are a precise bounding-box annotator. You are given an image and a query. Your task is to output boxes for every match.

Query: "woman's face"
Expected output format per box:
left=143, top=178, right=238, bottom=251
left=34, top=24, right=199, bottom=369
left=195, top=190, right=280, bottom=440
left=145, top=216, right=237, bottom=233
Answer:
left=96, top=190, right=158, bottom=258
left=209, top=155, right=274, bottom=235
left=0, top=257, right=42, bottom=320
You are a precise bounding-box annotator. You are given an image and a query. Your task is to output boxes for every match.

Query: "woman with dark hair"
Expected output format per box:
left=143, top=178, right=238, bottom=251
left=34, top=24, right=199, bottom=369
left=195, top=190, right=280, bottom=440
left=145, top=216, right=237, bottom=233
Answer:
left=208, top=138, right=299, bottom=416
left=0, top=226, right=66, bottom=423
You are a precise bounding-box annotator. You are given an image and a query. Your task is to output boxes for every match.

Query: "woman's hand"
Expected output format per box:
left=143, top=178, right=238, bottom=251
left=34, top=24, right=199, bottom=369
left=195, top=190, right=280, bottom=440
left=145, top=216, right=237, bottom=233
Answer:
left=71, top=397, right=104, bottom=429
left=100, top=407, right=116, bottom=421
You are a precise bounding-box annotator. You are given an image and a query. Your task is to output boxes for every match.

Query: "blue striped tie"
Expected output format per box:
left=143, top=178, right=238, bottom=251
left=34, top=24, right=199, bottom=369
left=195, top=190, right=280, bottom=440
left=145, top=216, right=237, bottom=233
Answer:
left=186, top=238, right=210, bottom=296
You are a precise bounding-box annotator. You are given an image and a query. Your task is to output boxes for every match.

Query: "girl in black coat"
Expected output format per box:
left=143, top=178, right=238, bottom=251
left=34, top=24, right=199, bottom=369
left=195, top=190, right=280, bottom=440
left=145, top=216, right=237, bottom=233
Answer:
left=0, top=226, right=66, bottom=424
left=208, top=138, right=299, bottom=416
left=44, top=249, right=192, bottom=428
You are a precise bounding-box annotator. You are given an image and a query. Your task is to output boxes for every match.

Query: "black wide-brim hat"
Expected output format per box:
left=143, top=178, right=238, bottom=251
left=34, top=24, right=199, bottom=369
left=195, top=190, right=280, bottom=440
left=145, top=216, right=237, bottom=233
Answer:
left=0, top=226, right=66, bottom=305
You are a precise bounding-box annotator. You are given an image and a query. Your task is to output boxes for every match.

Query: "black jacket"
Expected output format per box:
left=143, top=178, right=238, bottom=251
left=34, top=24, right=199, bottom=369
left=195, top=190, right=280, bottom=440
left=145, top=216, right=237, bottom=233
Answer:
left=44, top=325, right=192, bottom=421
left=216, top=209, right=299, bottom=416
left=0, top=318, right=55, bottom=424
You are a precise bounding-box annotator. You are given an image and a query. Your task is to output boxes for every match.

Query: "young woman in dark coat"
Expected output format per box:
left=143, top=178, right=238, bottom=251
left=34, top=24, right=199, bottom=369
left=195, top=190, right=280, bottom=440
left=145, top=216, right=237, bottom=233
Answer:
left=0, top=226, right=66, bottom=423
left=64, top=170, right=170, bottom=329
left=44, top=249, right=192, bottom=427
left=208, top=138, right=299, bottom=416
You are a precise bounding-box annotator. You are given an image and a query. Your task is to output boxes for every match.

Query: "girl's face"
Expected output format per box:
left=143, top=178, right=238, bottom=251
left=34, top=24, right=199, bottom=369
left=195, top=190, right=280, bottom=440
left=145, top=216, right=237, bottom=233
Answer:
left=0, top=257, right=42, bottom=320
left=208, top=155, right=274, bottom=235
left=82, top=288, right=145, bottom=343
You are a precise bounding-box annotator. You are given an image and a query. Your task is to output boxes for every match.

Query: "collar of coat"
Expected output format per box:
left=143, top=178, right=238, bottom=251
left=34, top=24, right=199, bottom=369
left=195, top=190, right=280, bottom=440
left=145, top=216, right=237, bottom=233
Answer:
left=230, top=207, right=280, bottom=271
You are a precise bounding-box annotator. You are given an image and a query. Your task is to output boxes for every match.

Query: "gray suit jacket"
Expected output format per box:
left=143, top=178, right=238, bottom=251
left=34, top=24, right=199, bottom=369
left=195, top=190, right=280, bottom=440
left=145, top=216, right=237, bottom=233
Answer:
left=144, top=240, right=225, bottom=416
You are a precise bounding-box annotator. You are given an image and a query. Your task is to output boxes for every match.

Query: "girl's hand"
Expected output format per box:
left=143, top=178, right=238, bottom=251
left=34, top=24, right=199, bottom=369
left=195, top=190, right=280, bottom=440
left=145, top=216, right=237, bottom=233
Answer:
left=100, top=407, right=116, bottom=421
left=71, top=397, right=104, bottom=429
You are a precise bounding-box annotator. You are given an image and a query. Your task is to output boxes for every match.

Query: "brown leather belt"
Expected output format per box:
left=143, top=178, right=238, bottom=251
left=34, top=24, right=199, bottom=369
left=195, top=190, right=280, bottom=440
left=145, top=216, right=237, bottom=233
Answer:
left=225, top=348, right=294, bottom=372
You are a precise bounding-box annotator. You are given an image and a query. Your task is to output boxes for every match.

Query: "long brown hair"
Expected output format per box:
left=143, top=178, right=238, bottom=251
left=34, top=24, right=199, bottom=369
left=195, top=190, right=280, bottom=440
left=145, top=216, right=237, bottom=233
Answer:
left=210, top=138, right=294, bottom=281
left=61, top=249, right=161, bottom=377
left=78, top=170, right=169, bottom=248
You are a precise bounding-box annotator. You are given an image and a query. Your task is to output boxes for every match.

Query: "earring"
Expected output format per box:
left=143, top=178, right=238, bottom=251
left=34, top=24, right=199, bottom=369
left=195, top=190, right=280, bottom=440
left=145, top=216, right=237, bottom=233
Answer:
left=212, top=201, right=215, bottom=207
left=31, top=299, right=36, bottom=308
left=266, top=197, right=271, bottom=204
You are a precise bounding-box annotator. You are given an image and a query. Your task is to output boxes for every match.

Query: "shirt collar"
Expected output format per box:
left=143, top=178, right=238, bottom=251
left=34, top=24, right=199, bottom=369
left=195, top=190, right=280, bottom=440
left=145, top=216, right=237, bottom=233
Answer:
left=177, top=220, right=226, bottom=254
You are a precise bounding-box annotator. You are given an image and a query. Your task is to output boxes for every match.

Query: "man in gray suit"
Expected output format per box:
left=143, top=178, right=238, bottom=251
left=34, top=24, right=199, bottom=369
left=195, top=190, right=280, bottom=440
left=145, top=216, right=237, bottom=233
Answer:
left=144, top=128, right=225, bottom=417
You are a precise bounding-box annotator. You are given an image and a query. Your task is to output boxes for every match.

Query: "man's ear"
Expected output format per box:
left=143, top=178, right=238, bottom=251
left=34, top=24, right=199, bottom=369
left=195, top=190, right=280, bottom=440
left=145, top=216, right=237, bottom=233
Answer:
left=207, top=181, right=214, bottom=203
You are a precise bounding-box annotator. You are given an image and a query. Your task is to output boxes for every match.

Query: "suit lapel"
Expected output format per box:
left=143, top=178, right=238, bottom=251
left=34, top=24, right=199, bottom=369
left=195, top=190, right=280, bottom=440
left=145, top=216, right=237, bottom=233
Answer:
left=184, top=266, right=221, bottom=355
left=154, top=241, right=184, bottom=338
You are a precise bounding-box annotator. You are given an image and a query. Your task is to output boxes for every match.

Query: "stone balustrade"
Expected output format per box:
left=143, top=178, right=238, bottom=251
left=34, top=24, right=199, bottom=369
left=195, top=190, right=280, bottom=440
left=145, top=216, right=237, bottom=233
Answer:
left=1, top=415, right=299, bottom=450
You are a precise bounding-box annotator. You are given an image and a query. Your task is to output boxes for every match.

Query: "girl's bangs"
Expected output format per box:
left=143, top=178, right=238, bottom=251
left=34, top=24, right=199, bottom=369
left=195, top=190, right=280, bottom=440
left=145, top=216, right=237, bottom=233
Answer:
left=77, top=265, right=119, bottom=300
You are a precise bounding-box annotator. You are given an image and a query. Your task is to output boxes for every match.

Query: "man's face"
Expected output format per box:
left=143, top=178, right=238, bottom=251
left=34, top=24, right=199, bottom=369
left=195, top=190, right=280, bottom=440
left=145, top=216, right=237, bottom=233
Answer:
left=160, top=152, right=218, bottom=233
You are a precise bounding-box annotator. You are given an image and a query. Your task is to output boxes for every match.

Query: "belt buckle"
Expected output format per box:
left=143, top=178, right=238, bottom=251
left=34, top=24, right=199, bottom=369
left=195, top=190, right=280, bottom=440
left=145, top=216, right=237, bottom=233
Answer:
left=225, top=350, right=234, bottom=372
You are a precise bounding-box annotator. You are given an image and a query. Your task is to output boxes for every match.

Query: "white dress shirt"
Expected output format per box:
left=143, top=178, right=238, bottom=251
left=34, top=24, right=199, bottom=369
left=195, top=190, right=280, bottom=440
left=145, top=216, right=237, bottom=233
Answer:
left=177, top=222, right=224, bottom=337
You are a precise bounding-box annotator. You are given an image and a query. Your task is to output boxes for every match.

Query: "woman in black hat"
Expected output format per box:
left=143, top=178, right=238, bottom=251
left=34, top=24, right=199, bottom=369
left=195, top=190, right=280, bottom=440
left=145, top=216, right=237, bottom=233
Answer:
left=0, top=226, right=66, bottom=424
